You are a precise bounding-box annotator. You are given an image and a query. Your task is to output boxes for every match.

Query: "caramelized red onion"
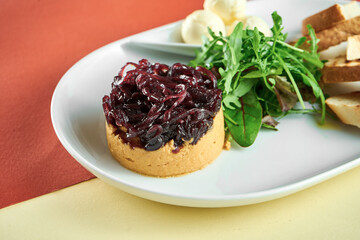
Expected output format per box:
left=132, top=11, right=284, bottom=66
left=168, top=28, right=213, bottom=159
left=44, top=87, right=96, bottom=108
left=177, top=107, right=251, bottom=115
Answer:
left=102, top=59, right=222, bottom=151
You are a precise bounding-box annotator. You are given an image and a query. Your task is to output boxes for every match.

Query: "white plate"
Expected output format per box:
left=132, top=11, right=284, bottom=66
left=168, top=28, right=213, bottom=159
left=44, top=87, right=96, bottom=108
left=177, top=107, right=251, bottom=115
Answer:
left=51, top=0, right=360, bottom=208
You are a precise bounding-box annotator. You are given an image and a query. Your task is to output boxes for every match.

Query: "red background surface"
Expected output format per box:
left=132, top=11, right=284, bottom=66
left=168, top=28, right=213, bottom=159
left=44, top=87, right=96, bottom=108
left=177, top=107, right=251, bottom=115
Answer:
left=0, top=0, right=202, bottom=209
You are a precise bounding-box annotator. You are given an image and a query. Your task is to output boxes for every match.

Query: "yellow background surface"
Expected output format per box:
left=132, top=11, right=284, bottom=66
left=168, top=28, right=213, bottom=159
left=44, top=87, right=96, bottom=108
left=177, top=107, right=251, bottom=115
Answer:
left=1, top=166, right=360, bottom=239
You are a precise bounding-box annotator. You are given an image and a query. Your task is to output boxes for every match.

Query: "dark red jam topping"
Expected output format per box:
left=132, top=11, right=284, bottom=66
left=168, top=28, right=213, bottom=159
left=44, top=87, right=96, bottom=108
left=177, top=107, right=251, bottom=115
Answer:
left=102, top=59, right=222, bottom=151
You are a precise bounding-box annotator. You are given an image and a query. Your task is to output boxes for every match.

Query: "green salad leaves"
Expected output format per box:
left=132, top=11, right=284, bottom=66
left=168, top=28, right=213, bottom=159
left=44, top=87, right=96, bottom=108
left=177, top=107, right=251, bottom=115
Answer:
left=189, top=12, right=325, bottom=147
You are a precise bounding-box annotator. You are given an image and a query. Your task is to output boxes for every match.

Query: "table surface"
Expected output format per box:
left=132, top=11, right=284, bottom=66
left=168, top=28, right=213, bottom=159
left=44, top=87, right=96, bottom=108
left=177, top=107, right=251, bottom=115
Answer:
left=1, top=0, right=360, bottom=239
left=1, top=169, right=360, bottom=239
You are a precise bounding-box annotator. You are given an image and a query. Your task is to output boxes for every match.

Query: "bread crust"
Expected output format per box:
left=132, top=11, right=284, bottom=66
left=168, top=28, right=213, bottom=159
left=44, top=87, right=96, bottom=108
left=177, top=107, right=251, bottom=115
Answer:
left=316, top=16, right=360, bottom=51
left=296, top=16, right=360, bottom=51
left=302, top=4, right=345, bottom=35
left=325, top=91, right=360, bottom=128
left=105, top=110, right=225, bottom=177
left=322, top=56, right=360, bottom=83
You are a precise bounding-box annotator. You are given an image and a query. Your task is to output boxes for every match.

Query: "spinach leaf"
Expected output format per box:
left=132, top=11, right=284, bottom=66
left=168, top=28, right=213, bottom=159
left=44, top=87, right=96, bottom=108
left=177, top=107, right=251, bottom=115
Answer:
left=190, top=11, right=325, bottom=147
left=224, top=89, right=262, bottom=147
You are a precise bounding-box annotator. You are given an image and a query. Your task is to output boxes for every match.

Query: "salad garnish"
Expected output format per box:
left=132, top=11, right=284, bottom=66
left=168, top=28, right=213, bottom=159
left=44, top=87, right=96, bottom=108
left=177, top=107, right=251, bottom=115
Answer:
left=190, top=12, right=325, bottom=147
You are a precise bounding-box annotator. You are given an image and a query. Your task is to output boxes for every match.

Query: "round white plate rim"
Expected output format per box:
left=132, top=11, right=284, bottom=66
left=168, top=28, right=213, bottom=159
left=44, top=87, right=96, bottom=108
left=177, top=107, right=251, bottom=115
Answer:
left=50, top=0, right=360, bottom=207
left=51, top=37, right=360, bottom=207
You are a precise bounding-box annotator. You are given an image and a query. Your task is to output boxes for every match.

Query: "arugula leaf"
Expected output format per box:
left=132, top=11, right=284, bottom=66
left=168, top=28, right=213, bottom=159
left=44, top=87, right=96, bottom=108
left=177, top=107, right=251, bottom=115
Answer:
left=228, top=22, right=244, bottom=65
left=190, top=11, right=325, bottom=147
left=222, top=23, right=244, bottom=93
left=222, top=78, right=258, bottom=109
left=271, top=11, right=286, bottom=50
left=307, top=24, right=320, bottom=55
left=274, top=52, right=305, bottom=108
left=276, top=40, right=323, bottom=68
left=271, top=11, right=283, bottom=37
left=294, top=36, right=307, bottom=47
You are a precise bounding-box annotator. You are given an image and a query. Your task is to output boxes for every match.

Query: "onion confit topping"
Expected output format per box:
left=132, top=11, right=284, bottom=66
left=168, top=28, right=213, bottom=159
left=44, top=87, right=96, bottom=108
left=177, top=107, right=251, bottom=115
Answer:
left=102, top=59, right=222, bottom=151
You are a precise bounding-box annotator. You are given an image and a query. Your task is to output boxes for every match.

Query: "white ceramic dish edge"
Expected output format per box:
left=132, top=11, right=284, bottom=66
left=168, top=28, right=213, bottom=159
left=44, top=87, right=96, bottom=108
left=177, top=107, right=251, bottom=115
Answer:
left=51, top=32, right=360, bottom=208
left=51, top=0, right=360, bottom=208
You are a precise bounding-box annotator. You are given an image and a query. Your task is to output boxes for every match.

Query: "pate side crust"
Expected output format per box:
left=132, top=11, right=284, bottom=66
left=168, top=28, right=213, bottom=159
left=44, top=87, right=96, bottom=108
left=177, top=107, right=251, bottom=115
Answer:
left=105, top=110, right=225, bottom=177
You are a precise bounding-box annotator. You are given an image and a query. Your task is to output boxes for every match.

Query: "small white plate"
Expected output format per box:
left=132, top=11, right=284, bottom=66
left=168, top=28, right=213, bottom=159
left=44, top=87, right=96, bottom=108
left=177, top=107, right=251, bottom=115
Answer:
left=51, top=0, right=360, bottom=208
left=129, top=21, right=200, bottom=57
left=127, top=0, right=347, bottom=56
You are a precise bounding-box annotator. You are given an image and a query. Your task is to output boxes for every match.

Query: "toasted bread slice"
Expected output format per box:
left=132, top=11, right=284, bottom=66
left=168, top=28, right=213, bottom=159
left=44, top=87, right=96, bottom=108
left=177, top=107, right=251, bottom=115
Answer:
left=319, top=41, right=347, bottom=60
left=325, top=91, right=360, bottom=128
left=302, top=1, right=360, bottom=35
left=319, top=35, right=360, bottom=61
left=295, top=16, right=360, bottom=52
left=302, top=4, right=345, bottom=35
left=346, top=35, right=360, bottom=61
left=322, top=56, right=360, bottom=83
left=316, top=16, right=360, bottom=51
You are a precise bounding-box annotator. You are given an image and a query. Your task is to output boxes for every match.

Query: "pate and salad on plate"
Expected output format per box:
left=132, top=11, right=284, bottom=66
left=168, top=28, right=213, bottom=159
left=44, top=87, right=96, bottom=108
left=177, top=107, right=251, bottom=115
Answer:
left=51, top=0, right=360, bottom=207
